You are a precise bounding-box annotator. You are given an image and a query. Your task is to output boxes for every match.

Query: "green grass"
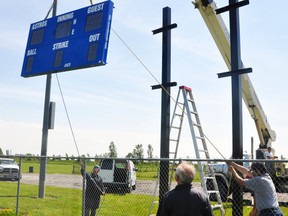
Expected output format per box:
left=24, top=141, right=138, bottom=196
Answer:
left=19, top=160, right=201, bottom=181
left=1, top=181, right=287, bottom=216
left=20, top=160, right=94, bottom=175
left=3, top=159, right=285, bottom=215
left=0, top=181, right=155, bottom=216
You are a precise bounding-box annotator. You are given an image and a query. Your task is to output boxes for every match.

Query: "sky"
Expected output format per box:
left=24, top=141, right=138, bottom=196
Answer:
left=0, top=0, right=287, bottom=159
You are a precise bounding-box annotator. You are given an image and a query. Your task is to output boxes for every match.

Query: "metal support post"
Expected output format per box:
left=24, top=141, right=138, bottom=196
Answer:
left=216, top=0, right=251, bottom=214
left=151, top=7, right=177, bottom=203
left=38, top=0, right=57, bottom=198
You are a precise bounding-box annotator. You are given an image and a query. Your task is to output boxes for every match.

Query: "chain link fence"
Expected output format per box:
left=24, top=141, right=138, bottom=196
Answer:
left=0, top=156, right=287, bottom=215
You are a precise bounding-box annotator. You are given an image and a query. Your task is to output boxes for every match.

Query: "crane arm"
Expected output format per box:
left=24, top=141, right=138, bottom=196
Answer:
left=193, top=0, right=276, bottom=148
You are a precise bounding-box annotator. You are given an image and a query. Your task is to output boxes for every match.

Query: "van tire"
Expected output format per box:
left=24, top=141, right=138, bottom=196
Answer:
left=126, top=186, right=132, bottom=193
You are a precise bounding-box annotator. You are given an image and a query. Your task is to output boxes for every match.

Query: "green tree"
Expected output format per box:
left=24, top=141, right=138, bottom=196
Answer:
left=126, top=144, right=144, bottom=159
left=0, top=148, right=3, bottom=155
left=125, top=152, right=134, bottom=158
left=147, top=144, right=153, bottom=159
left=108, top=141, right=117, bottom=158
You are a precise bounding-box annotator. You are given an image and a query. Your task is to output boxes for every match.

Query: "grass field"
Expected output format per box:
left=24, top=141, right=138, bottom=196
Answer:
left=19, top=159, right=201, bottom=181
left=1, top=159, right=287, bottom=215
left=1, top=180, right=287, bottom=216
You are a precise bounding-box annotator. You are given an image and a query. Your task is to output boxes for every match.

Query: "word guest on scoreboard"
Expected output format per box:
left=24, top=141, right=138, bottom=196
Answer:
left=21, top=1, right=114, bottom=77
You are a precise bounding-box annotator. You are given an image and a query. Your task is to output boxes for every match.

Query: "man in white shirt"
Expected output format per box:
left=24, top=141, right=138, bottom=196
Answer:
left=265, top=147, right=274, bottom=159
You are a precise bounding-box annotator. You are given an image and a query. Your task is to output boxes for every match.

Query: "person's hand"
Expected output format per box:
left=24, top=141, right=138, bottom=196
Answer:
left=225, top=160, right=231, bottom=165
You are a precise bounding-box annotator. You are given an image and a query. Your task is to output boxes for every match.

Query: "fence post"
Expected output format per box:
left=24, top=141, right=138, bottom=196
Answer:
left=16, top=157, right=22, bottom=215
left=82, top=159, right=86, bottom=216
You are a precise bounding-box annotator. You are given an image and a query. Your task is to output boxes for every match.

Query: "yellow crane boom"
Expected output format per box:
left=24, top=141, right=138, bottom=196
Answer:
left=193, top=0, right=276, bottom=148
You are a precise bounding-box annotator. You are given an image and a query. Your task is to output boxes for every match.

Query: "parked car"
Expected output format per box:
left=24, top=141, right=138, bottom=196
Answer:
left=0, top=158, right=20, bottom=181
left=98, top=159, right=137, bottom=193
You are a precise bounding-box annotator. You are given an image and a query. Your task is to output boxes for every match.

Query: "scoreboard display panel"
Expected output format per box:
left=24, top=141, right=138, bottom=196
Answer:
left=21, top=1, right=114, bottom=77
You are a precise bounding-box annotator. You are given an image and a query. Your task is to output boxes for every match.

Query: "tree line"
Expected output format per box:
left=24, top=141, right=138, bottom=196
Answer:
left=0, top=142, right=155, bottom=159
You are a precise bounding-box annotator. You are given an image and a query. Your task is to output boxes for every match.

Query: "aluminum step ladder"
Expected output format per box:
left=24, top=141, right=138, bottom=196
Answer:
left=169, top=85, right=225, bottom=215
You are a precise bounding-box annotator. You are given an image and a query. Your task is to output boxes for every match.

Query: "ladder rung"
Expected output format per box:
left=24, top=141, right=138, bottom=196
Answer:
left=195, top=136, right=204, bottom=140
left=169, top=139, right=178, bottom=142
left=187, top=98, right=194, bottom=103
left=207, top=190, right=220, bottom=194
left=193, top=123, right=201, bottom=127
left=198, top=149, right=208, bottom=153
left=171, top=126, right=181, bottom=129
left=169, top=152, right=176, bottom=154
left=204, top=176, right=216, bottom=180
left=212, top=204, right=223, bottom=209
left=190, top=110, right=197, bottom=115
left=174, top=113, right=183, bottom=117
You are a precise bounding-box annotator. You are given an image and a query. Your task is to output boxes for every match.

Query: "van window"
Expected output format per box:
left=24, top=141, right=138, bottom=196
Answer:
left=101, top=159, right=113, bottom=170
left=115, top=162, right=126, bottom=169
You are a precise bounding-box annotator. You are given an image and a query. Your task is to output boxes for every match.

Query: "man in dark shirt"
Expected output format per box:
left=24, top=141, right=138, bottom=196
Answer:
left=157, top=162, right=213, bottom=216
left=81, top=165, right=105, bottom=216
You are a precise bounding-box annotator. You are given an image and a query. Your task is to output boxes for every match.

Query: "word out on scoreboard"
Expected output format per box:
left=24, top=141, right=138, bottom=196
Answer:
left=21, top=1, right=114, bottom=77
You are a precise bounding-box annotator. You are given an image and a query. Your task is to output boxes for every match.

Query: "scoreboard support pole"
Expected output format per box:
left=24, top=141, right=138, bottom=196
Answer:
left=38, top=0, right=57, bottom=199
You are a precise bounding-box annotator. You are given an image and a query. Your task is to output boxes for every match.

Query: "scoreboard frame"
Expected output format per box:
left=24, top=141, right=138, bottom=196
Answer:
left=21, top=1, right=114, bottom=77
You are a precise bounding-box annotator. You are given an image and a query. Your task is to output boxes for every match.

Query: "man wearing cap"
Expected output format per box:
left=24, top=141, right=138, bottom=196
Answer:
left=81, top=164, right=105, bottom=216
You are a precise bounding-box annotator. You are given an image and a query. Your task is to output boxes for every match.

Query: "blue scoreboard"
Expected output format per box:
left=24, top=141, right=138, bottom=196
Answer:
left=21, top=1, right=114, bottom=77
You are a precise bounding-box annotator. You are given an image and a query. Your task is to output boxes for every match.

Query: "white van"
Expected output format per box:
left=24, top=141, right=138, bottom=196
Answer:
left=99, top=159, right=137, bottom=193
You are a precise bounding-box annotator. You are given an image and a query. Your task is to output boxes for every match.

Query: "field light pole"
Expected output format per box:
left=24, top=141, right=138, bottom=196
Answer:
left=38, top=0, right=57, bottom=199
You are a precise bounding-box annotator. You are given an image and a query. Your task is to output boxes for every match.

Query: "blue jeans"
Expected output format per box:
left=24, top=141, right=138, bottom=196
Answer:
left=259, top=207, right=283, bottom=216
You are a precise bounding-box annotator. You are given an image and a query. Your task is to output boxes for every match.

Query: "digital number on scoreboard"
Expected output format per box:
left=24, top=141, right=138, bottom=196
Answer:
left=21, top=1, right=114, bottom=77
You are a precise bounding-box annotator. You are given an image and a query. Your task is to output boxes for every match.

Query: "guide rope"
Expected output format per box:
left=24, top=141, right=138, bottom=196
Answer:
left=44, top=1, right=55, bottom=20
left=55, top=74, right=81, bottom=157
left=111, top=27, right=226, bottom=160
left=44, top=0, right=226, bottom=161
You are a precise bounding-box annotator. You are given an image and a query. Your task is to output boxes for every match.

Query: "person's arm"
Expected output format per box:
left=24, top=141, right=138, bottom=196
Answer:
left=99, top=177, right=105, bottom=195
left=230, top=162, right=252, bottom=177
left=229, top=165, right=245, bottom=186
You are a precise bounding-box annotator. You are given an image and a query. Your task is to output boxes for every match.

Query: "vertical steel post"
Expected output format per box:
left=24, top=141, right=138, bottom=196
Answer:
left=16, top=157, right=22, bottom=214
left=229, top=0, right=243, bottom=215
left=82, top=160, right=86, bottom=216
left=158, top=7, right=171, bottom=202
left=38, top=0, right=57, bottom=198
left=152, top=7, right=177, bottom=204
